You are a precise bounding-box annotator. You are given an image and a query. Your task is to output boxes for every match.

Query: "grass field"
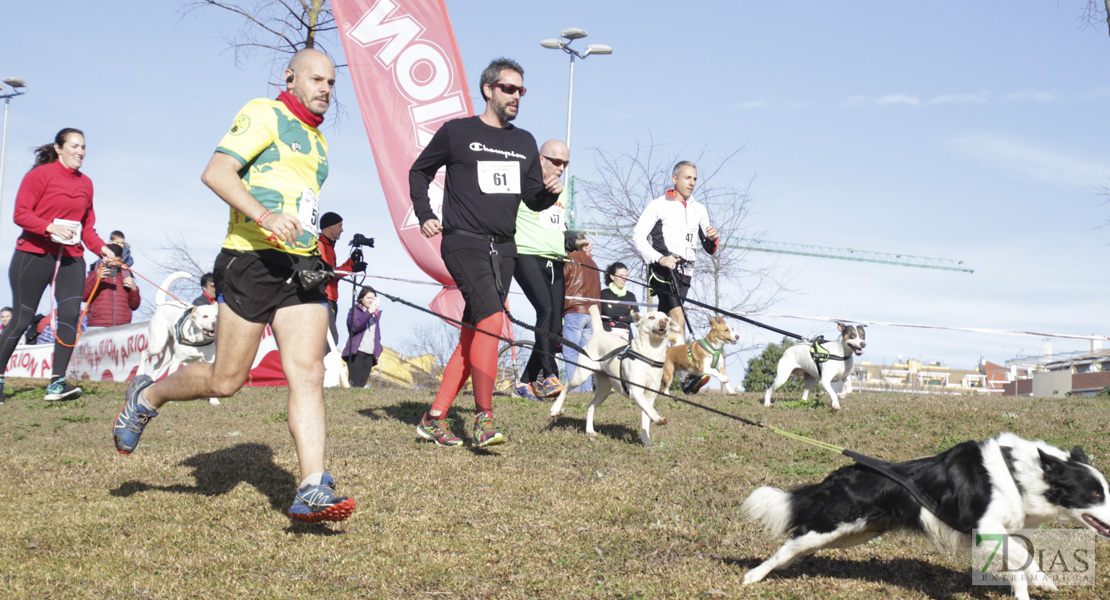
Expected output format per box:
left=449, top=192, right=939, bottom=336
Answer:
left=1, top=378, right=1108, bottom=599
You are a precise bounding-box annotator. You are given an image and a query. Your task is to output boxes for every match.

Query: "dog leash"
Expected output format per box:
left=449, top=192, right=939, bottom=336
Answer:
left=334, top=272, right=963, bottom=533
left=538, top=254, right=811, bottom=342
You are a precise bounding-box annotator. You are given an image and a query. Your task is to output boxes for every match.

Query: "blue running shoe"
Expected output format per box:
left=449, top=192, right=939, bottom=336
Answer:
left=0, top=376, right=5, bottom=404
left=532, top=375, right=564, bottom=398
left=44, top=377, right=82, bottom=402
left=511, top=381, right=539, bottom=401
left=289, top=472, right=356, bottom=523
left=114, top=375, right=157, bottom=455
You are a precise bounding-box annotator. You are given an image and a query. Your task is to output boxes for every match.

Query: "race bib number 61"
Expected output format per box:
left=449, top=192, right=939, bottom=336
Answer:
left=477, top=161, right=521, bottom=194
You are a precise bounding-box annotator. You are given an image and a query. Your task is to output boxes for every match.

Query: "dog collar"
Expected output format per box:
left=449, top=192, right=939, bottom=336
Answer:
left=175, top=307, right=215, bottom=347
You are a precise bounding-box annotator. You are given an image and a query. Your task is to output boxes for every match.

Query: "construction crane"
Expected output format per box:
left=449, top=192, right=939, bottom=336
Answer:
left=566, top=177, right=973, bottom=274
left=729, top=239, right=972, bottom=273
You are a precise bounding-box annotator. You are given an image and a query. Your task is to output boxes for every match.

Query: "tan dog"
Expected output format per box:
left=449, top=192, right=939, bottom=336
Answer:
left=660, top=315, right=739, bottom=395
left=549, top=309, right=677, bottom=447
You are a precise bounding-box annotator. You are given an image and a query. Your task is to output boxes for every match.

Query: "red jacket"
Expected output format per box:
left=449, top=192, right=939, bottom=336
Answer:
left=316, top=234, right=355, bottom=303
left=14, top=161, right=107, bottom=258
left=83, top=269, right=140, bottom=326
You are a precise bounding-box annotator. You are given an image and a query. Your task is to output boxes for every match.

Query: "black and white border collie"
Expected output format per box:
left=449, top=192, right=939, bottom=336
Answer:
left=742, top=433, right=1110, bottom=600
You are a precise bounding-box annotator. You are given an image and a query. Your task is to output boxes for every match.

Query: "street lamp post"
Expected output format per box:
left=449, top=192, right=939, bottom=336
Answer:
left=540, top=28, right=612, bottom=164
left=540, top=29, right=611, bottom=228
left=0, top=77, right=29, bottom=241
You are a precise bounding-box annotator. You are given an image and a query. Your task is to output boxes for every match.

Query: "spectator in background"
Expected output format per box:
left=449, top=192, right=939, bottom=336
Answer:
left=109, top=230, right=133, bottom=267
left=83, top=244, right=140, bottom=326
left=562, top=249, right=601, bottom=392
left=342, top=287, right=382, bottom=388
left=0, top=307, right=11, bottom=333
left=600, top=262, right=637, bottom=341
left=316, top=212, right=362, bottom=349
left=193, top=273, right=216, bottom=306
left=36, top=316, right=55, bottom=345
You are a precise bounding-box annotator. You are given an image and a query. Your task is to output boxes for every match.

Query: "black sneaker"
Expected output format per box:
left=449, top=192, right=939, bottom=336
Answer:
left=44, top=377, right=82, bottom=402
left=681, top=374, right=710, bottom=394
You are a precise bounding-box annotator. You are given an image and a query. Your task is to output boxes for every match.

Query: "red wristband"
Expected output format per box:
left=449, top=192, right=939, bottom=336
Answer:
left=257, top=210, right=273, bottom=227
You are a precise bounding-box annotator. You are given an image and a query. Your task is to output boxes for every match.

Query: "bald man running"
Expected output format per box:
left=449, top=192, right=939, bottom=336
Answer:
left=113, top=49, right=355, bottom=523
left=511, top=139, right=591, bottom=400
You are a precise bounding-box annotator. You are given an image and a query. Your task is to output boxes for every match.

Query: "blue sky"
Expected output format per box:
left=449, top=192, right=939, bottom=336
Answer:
left=2, top=1, right=1109, bottom=379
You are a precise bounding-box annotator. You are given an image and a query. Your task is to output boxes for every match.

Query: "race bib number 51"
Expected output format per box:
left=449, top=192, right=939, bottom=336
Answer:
left=477, top=161, right=521, bottom=194
left=299, top=187, right=321, bottom=237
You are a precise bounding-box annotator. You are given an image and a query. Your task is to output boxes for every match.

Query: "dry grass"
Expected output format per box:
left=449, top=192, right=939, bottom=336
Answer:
left=1, top=378, right=1108, bottom=599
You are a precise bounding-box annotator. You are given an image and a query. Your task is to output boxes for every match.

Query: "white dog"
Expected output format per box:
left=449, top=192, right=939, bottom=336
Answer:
left=763, top=323, right=865, bottom=411
left=143, top=302, right=219, bottom=403
left=742, top=432, right=1110, bottom=600
left=549, top=310, right=675, bottom=447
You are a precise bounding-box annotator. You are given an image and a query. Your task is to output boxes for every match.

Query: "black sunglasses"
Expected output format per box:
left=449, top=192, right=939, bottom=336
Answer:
left=488, top=82, right=526, bottom=97
left=542, top=156, right=569, bottom=168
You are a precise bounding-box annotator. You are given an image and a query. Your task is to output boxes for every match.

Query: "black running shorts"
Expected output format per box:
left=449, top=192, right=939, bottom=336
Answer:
left=648, top=263, right=691, bottom=314
left=214, top=249, right=327, bottom=324
left=443, top=247, right=515, bottom=324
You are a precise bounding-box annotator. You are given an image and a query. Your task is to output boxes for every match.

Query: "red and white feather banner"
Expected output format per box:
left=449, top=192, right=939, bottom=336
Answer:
left=331, top=0, right=483, bottom=327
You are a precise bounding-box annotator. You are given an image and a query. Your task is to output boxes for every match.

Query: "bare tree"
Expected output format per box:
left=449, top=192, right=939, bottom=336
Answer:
left=575, top=140, right=787, bottom=340
left=1082, top=1, right=1110, bottom=37
left=180, top=0, right=337, bottom=69
left=399, top=318, right=460, bottom=374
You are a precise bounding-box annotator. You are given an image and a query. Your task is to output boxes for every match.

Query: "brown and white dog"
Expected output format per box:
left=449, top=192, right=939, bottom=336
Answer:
left=549, top=309, right=677, bottom=447
left=763, top=323, right=865, bottom=411
left=660, top=315, right=740, bottom=395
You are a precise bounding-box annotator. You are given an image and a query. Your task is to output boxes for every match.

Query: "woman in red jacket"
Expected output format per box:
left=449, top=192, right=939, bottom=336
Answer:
left=0, top=128, right=115, bottom=402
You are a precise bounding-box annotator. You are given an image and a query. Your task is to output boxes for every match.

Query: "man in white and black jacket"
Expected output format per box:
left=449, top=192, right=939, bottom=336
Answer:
left=409, top=57, right=563, bottom=448
left=633, top=160, right=719, bottom=345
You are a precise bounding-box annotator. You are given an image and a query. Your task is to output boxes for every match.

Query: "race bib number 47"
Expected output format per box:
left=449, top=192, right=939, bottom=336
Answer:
left=477, top=161, right=521, bottom=194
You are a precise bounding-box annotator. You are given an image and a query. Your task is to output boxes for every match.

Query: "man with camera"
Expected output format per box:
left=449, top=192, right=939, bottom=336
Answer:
left=83, top=243, right=141, bottom=327
left=315, top=212, right=368, bottom=348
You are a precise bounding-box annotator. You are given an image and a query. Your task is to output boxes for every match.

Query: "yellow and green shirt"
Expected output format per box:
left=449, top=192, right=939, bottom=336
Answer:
left=216, top=98, right=329, bottom=256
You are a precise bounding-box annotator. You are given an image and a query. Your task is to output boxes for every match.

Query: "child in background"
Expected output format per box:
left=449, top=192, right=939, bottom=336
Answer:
left=109, top=231, right=133, bottom=267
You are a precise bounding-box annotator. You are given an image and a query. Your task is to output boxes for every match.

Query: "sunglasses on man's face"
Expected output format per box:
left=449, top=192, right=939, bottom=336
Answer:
left=543, top=156, right=569, bottom=168
left=488, top=82, right=526, bottom=97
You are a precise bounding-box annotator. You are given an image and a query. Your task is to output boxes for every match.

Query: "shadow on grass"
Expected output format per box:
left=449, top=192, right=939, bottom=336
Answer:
left=357, top=400, right=434, bottom=423
left=357, top=401, right=477, bottom=425
left=110, top=443, right=342, bottom=534
left=547, top=415, right=641, bottom=445
left=724, top=555, right=996, bottom=600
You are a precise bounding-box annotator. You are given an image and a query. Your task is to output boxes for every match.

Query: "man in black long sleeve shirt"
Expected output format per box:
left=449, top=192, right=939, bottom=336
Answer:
left=410, top=57, right=562, bottom=448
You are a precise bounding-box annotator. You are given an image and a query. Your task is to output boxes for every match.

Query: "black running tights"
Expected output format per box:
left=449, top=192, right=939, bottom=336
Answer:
left=0, top=250, right=86, bottom=378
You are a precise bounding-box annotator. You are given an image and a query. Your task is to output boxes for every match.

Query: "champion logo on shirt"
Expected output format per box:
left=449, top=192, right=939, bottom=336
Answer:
left=469, top=142, right=526, bottom=160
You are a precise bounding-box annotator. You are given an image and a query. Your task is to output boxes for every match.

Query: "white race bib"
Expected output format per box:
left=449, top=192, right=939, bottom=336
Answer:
left=684, top=226, right=698, bottom=247
left=299, top=187, right=321, bottom=237
left=477, top=161, right=521, bottom=194
left=539, top=204, right=564, bottom=230
left=51, top=218, right=82, bottom=246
